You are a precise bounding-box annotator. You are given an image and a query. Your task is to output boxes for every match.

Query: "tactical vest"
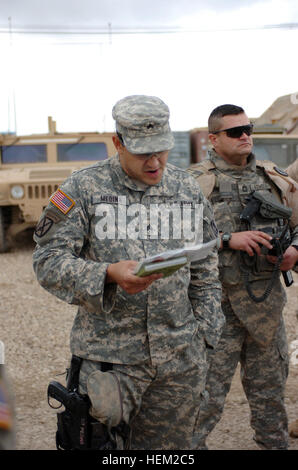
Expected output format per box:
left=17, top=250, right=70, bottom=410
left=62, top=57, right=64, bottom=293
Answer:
left=190, top=159, right=298, bottom=287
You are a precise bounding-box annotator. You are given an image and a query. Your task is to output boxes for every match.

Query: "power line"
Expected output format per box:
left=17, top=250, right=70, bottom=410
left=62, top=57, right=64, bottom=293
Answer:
left=0, top=22, right=297, bottom=35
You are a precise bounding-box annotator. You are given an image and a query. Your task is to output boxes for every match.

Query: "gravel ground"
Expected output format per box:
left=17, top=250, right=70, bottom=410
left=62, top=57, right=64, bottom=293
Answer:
left=1, top=232, right=298, bottom=451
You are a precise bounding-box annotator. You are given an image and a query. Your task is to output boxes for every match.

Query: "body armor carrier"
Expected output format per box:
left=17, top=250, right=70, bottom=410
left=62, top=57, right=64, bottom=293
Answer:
left=210, top=168, right=292, bottom=302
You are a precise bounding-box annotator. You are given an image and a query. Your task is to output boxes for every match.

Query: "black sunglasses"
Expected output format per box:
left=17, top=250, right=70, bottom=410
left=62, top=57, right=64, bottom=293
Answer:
left=212, top=124, right=254, bottom=138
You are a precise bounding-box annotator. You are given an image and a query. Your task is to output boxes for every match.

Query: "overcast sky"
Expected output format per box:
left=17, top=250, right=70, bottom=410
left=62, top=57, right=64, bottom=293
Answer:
left=0, top=0, right=297, bottom=134
left=2, top=0, right=294, bottom=29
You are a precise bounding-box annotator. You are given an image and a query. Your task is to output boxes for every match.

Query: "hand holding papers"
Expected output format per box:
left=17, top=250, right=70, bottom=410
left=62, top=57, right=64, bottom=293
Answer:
left=134, top=238, right=220, bottom=278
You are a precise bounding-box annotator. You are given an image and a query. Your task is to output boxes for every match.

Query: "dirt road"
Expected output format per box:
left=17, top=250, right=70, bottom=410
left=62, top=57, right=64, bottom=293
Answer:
left=1, top=233, right=298, bottom=450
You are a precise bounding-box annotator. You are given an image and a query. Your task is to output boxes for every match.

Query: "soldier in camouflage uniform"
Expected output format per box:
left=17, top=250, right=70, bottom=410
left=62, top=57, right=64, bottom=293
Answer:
left=286, top=158, right=298, bottom=438
left=32, top=95, right=224, bottom=450
left=189, top=104, right=298, bottom=450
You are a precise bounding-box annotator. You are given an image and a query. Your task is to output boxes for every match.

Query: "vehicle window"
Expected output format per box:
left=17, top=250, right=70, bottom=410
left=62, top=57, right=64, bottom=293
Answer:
left=57, top=142, right=108, bottom=162
left=1, top=145, right=47, bottom=163
left=253, top=142, right=289, bottom=167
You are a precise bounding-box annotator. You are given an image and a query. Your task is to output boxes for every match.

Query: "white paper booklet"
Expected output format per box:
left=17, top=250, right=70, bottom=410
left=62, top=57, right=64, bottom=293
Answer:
left=134, top=238, right=220, bottom=277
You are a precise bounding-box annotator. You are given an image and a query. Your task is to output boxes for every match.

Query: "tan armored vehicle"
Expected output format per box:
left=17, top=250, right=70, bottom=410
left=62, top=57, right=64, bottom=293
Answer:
left=0, top=117, right=115, bottom=252
left=0, top=118, right=192, bottom=252
left=4, top=113, right=295, bottom=254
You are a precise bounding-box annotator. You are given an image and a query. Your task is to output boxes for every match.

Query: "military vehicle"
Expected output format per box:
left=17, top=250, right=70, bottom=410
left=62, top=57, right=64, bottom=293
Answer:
left=0, top=117, right=115, bottom=252
left=251, top=133, right=298, bottom=168
left=1, top=115, right=296, bottom=253
left=0, top=118, right=193, bottom=252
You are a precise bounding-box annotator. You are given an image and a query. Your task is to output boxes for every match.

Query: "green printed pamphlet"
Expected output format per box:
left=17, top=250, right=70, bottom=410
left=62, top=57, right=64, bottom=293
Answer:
left=134, top=238, right=220, bottom=278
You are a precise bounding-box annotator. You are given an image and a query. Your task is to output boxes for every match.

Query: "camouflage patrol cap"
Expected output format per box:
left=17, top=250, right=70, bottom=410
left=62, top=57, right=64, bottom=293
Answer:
left=112, top=95, right=175, bottom=154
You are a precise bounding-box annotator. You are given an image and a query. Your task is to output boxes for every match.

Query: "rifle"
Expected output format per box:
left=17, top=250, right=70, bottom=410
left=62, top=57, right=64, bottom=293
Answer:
left=240, top=191, right=293, bottom=287
left=239, top=191, right=293, bottom=302
left=264, top=224, right=293, bottom=287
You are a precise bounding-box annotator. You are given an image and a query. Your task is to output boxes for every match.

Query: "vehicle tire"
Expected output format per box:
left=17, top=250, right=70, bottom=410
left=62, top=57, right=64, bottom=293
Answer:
left=0, top=207, right=9, bottom=253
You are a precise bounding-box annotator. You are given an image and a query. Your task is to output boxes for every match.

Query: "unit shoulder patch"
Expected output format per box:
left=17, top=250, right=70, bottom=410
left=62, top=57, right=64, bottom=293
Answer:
left=50, top=189, right=75, bottom=214
left=34, top=215, right=54, bottom=238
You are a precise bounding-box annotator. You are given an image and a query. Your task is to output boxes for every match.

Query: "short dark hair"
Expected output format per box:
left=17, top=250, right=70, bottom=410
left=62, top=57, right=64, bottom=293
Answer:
left=116, top=131, right=125, bottom=145
left=208, top=104, right=245, bottom=133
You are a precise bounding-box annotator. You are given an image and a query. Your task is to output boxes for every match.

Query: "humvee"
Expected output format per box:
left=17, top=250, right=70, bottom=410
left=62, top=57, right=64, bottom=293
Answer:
left=0, top=118, right=192, bottom=252
left=3, top=116, right=295, bottom=253
left=0, top=117, right=115, bottom=252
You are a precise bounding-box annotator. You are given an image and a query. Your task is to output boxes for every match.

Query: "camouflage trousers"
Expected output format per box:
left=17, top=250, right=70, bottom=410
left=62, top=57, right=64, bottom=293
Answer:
left=78, top=340, right=207, bottom=450
left=193, top=299, right=289, bottom=450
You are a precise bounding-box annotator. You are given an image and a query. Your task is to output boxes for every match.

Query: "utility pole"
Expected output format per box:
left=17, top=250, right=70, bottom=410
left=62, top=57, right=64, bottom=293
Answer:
left=8, top=16, right=17, bottom=134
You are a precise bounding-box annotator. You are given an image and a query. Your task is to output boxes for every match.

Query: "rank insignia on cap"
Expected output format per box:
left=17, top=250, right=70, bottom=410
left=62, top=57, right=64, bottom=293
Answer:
left=274, top=166, right=288, bottom=177
left=50, top=189, right=75, bottom=214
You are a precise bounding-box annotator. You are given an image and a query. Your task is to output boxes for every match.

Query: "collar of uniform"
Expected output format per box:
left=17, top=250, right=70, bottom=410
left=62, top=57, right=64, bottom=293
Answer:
left=209, top=149, right=256, bottom=174
left=110, top=154, right=146, bottom=191
left=110, top=153, right=173, bottom=195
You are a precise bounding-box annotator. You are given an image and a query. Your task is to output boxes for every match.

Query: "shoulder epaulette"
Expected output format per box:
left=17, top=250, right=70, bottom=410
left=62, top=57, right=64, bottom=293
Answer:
left=257, top=160, right=298, bottom=226
left=188, top=160, right=216, bottom=198
left=256, top=160, right=298, bottom=192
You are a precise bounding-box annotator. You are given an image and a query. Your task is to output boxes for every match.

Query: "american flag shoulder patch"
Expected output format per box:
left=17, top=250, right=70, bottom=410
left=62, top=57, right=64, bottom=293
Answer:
left=50, top=189, right=75, bottom=214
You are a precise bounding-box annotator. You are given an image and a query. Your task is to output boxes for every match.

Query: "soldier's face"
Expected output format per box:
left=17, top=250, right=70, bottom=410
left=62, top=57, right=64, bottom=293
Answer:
left=209, top=113, right=253, bottom=165
left=113, top=136, right=169, bottom=185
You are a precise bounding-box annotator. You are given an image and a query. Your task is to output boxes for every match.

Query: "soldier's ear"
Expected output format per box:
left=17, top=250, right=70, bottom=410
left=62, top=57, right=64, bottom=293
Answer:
left=112, top=135, right=122, bottom=151
left=209, top=133, right=217, bottom=146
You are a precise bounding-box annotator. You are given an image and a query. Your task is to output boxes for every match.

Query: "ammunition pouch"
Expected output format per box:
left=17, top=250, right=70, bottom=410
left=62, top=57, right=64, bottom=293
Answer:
left=86, top=369, right=123, bottom=429
left=213, top=200, right=241, bottom=286
left=47, top=356, right=130, bottom=450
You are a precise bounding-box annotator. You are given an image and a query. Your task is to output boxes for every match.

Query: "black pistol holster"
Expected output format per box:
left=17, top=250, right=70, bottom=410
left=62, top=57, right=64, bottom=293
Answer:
left=47, top=355, right=125, bottom=450
left=239, top=191, right=293, bottom=302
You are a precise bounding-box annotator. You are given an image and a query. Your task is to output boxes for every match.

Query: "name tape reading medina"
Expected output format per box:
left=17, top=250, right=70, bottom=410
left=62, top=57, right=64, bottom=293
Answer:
left=95, top=197, right=204, bottom=241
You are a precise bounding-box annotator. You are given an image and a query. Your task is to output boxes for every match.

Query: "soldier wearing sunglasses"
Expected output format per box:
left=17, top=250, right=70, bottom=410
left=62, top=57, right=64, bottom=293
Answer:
left=189, top=104, right=298, bottom=450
